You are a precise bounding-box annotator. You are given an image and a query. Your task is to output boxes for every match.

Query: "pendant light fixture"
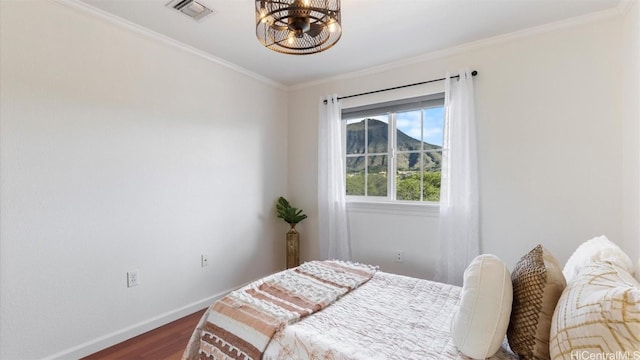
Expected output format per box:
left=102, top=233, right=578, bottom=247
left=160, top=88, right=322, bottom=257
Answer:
left=255, top=0, right=342, bottom=55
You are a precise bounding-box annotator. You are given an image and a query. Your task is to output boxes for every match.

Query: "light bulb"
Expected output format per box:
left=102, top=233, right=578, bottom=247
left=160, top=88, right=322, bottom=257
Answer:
left=328, top=20, right=337, bottom=33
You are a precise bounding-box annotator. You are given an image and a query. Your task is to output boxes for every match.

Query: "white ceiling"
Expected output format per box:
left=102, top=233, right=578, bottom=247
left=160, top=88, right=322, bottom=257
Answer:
left=78, top=0, right=625, bottom=86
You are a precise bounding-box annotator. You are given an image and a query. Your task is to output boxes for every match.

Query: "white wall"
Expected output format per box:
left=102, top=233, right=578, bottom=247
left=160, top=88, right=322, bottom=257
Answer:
left=288, top=13, right=627, bottom=276
left=345, top=204, right=440, bottom=278
left=0, top=1, right=288, bottom=359
left=621, top=1, right=640, bottom=263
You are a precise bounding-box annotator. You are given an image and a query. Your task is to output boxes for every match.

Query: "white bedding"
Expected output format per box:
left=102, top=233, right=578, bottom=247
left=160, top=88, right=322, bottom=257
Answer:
left=263, top=271, right=517, bottom=360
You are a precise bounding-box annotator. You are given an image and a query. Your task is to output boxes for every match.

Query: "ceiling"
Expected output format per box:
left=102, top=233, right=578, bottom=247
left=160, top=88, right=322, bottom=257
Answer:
left=78, top=0, right=625, bottom=86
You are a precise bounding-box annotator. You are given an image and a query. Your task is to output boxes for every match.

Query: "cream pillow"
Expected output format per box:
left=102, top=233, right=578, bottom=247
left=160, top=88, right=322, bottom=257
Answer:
left=507, top=245, right=566, bottom=360
left=550, top=262, right=640, bottom=359
left=451, top=254, right=513, bottom=359
left=562, top=235, right=634, bottom=283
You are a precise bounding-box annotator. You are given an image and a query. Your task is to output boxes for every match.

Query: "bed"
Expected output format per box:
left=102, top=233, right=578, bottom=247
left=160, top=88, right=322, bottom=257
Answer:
left=182, top=261, right=517, bottom=360
left=183, top=238, right=640, bottom=360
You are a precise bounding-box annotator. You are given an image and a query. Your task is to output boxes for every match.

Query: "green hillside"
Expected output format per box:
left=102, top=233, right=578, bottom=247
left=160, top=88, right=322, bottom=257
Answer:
left=346, top=119, right=442, bottom=173
left=345, top=118, right=442, bottom=201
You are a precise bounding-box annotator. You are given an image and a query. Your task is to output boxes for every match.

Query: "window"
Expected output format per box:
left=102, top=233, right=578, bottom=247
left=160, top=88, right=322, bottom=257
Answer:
left=343, top=93, right=445, bottom=203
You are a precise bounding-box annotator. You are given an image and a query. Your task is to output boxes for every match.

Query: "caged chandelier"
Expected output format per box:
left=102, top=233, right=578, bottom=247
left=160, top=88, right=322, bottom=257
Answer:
left=255, top=0, right=342, bottom=55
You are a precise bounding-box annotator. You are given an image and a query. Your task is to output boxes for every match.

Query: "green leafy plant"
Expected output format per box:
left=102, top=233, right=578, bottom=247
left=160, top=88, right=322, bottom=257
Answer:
left=276, top=197, right=308, bottom=225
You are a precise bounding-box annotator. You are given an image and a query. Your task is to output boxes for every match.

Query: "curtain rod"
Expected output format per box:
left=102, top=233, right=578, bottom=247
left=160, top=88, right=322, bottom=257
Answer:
left=323, top=70, right=478, bottom=104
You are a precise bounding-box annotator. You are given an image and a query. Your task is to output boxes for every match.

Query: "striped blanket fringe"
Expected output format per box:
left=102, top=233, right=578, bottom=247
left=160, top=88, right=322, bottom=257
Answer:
left=198, top=260, right=378, bottom=360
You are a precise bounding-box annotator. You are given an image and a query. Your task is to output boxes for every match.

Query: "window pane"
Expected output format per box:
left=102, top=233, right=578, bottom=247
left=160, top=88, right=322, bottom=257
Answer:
left=367, top=116, right=389, bottom=153
left=346, top=119, right=365, bottom=154
left=346, top=156, right=365, bottom=196
left=423, top=152, right=442, bottom=202
left=423, top=107, right=445, bottom=147
left=396, top=153, right=421, bottom=201
left=343, top=99, right=446, bottom=202
left=423, top=151, right=442, bottom=172
left=346, top=155, right=365, bottom=173
left=396, top=151, right=421, bottom=172
left=367, top=155, right=387, bottom=197
left=396, top=110, right=422, bottom=151
left=346, top=174, right=365, bottom=196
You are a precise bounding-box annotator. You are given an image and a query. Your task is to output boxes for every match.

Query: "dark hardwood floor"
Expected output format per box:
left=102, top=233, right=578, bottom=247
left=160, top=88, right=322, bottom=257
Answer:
left=81, top=309, right=206, bottom=360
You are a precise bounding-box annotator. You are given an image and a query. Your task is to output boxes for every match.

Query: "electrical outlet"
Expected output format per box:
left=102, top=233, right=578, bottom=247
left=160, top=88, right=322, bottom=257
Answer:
left=201, top=254, right=209, bottom=267
left=127, top=270, right=140, bottom=288
left=395, top=250, right=404, bottom=263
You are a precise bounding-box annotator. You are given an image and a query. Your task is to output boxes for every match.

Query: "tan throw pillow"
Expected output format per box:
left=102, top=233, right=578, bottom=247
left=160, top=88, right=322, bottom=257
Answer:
left=549, top=262, right=640, bottom=359
left=507, top=245, right=566, bottom=360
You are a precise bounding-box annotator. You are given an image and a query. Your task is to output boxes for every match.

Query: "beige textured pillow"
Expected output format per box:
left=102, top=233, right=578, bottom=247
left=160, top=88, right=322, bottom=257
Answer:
left=451, top=254, right=513, bottom=359
left=550, top=262, right=640, bottom=359
left=507, top=245, right=566, bottom=360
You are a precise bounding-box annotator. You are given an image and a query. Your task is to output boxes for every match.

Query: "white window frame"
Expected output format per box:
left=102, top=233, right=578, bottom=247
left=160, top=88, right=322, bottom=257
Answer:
left=342, top=93, right=446, bottom=208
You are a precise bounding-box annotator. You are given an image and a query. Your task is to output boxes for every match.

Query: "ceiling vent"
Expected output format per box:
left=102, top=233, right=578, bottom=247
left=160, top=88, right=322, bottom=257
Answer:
left=166, top=0, right=215, bottom=21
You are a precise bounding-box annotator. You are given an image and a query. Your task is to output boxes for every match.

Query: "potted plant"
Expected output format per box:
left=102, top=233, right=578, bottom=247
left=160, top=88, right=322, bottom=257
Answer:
left=276, top=196, right=308, bottom=225
left=276, top=197, right=307, bottom=268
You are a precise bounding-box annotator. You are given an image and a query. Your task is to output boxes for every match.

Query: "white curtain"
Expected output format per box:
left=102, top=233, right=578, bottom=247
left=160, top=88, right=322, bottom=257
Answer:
left=436, top=69, right=479, bottom=286
left=318, top=95, right=351, bottom=260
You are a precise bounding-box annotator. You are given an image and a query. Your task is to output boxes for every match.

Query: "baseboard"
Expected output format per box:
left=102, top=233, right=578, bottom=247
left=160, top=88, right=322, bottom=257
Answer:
left=41, top=287, right=233, bottom=360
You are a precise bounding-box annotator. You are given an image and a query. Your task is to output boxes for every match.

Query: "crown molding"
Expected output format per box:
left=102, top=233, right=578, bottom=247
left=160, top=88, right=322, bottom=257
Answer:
left=54, top=0, right=287, bottom=91
left=290, top=7, right=621, bottom=91
left=52, top=0, right=626, bottom=93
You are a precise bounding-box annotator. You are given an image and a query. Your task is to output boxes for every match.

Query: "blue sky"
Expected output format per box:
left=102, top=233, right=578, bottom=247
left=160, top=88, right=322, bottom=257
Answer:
left=396, top=107, right=444, bottom=146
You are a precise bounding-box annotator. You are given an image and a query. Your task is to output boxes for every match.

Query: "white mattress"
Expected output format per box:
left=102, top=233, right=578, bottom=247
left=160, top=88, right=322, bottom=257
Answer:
left=263, top=271, right=517, bottom=360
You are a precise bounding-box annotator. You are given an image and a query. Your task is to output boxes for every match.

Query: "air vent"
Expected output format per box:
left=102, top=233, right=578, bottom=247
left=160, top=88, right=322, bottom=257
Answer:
left=166, top=0, right=215, bottom=21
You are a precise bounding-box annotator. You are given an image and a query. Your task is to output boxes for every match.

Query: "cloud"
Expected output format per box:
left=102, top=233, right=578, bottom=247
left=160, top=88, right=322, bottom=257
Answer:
left=397, top=111, right=421, bottom=122
left=424, top=128, right=442, bottom=137
left=397, top=112, right=422, bottom=140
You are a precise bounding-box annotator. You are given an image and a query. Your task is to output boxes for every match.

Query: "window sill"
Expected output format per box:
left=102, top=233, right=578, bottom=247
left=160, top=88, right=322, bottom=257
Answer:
left=346, top=200, right=440, bottom=217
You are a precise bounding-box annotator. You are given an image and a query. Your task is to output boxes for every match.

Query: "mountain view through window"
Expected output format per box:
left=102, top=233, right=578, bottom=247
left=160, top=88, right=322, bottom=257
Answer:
left=345, top=107, right=444, bottom=202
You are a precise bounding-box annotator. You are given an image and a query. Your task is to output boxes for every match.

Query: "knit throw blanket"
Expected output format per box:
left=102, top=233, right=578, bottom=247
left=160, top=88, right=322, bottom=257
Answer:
left=198, top=260, right=378, bottom=360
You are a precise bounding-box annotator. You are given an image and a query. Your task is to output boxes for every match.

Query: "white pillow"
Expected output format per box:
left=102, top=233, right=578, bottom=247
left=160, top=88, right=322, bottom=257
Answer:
left=451, top=254, right=513, bottom=359
left=562, top=235, right=634, bottom=283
